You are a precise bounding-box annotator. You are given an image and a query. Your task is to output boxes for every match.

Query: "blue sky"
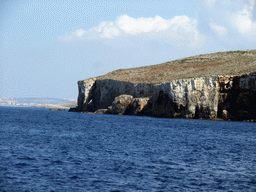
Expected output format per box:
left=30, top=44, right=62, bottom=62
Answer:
left=1, top=0, right=256, bottom=99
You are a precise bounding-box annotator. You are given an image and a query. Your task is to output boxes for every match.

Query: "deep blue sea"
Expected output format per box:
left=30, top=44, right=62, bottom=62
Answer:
left=0, top=107, right=256, bottom=191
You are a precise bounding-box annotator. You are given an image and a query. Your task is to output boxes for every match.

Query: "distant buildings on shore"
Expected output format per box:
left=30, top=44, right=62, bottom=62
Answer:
left=0, top=98, right=76, bottom=107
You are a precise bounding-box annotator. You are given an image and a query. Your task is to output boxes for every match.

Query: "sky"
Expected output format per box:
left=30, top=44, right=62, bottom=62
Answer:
left=1, top=0, right=256, bottom=99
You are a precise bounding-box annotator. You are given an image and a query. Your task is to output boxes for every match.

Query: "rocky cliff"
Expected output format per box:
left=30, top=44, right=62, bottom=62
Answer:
left=70, top=72, right=256, bottom=121
left=70, top=50, right=256, bottom=121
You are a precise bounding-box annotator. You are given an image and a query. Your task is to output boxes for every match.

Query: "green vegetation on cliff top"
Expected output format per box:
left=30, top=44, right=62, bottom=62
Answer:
left=92, top=49, right=256, bottom=83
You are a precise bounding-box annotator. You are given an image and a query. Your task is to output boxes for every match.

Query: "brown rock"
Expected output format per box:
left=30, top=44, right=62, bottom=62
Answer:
left=94, top=109, right=108, bottom=114
left=222, top=110, right=231, bottom=120
left=110, top=95, right=133, bottom=115
left=173, top=113, right=182, bottom=118
left=125, top=97, right=151, bottom=115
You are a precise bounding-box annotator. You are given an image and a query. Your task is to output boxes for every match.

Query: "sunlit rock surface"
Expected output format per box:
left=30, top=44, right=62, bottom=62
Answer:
left=71, top=72, right=256, bottom=121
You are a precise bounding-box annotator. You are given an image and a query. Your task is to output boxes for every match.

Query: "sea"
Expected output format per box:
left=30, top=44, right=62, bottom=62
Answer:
left=0, top=107, right=256, bottom=192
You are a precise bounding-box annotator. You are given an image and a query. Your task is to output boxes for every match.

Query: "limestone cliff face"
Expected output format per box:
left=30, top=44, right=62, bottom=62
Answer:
left=77, top=78, right=96, bottom=111
left=217, top=72, right=256, bottom=120
left=73, top=72, right=256, bottom=121
left=78, top=79, right=155, bottom=111
left=151, top=77, right=218, bottom=119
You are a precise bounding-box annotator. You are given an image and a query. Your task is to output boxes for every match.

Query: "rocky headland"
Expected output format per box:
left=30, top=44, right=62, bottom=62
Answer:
left=70, top=50, right=256, bottom=121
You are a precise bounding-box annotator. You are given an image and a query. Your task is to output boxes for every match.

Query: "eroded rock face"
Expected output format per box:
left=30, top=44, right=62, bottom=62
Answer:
left=125, top=97, right=152, bottom=115
left=151, top=77, right=218, bottom=119
left=74, top=72, right=256, bottom=121
left=109, top=95, right=133, bottom=115
left=77, top=78, right=96, bottom=111
left=94, top=109, right=108, bottom=114
left=217, top=73, right=256, bottom=120
left=91, top=80, right=155, bottom=110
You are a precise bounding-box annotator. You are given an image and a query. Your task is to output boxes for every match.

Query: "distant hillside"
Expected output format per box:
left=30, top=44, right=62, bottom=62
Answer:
left=0, top=97, right=76, bottom=108
left=90, top=49, right=256, bottom=83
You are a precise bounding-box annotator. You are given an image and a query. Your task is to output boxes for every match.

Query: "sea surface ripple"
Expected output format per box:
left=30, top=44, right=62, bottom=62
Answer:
left=0, top=107, right=256, bottom=191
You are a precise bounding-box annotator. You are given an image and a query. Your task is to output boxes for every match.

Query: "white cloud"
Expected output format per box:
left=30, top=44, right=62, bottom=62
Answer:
left=59, top=0, right=256, bottom=52
left=199, top=0, right=256, bottom=35
left=233, top=7, right=256, bottom=35
left=59, top=15, right=204, bottom=47
left=209, top=23, right=227, bottom=36
left=116, top=15, right=168, bottom=35
left=72, top=29, right=86, bottom=37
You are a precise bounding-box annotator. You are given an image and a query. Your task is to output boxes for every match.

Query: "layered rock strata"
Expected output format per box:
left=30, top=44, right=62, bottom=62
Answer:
left=70, top=72, right=256, bottom=121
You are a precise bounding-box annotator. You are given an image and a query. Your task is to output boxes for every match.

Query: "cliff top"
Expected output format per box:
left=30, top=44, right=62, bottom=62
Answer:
left=86, top=49, right=256, bottom=83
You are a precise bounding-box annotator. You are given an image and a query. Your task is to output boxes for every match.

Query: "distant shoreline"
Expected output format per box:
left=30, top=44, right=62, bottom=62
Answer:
left=0, top=102, right=76, bottom=110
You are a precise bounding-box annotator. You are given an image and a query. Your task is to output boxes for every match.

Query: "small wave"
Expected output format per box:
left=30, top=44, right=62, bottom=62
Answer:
left=69, top=175, right=79, bottom=179
left=17, top=156, right=36, bottom=161
left=1, top=107, right=256, bottom=191
left=51, top=160, right=64, bottom=165
left=87, top=151, right=99, bottom=157
left=15, top=163, right=30, bottom=168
